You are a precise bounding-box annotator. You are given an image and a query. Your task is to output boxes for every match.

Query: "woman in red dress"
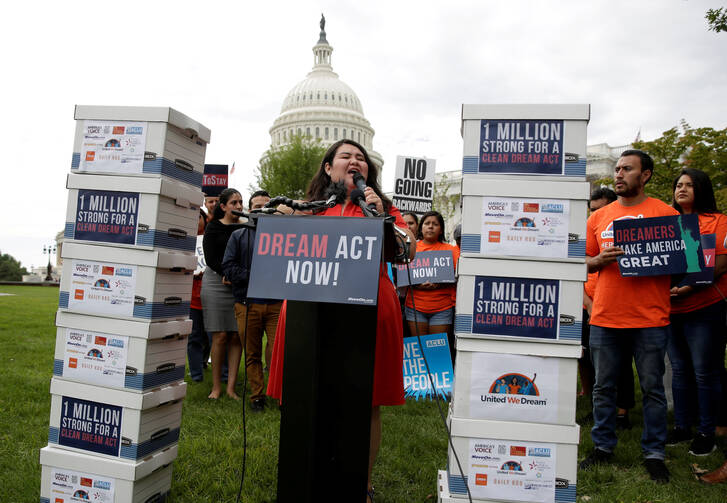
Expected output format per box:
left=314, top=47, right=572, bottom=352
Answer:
left=267, top=139, right=416, bottom=501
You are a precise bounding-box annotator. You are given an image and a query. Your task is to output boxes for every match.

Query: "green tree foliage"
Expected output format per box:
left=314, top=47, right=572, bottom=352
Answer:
left=0, top=251, right=29, bottom=281
left=252, top=134, right=327, bottom=200
left=432, top=172, right=462, bottom=240
left=595, top=121, right=727, bottom=210
left=706, top=7, right=727, bottom=32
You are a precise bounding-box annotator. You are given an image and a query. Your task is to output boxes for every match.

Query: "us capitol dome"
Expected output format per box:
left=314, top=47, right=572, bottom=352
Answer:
left=269, top=15, right=384, bottom=168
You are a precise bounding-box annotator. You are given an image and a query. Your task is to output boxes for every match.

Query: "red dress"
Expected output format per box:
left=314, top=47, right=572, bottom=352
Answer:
left=266, top=202, right=407, bottom=406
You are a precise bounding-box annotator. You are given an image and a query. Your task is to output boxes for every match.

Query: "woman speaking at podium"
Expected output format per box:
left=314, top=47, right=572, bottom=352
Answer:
left=267, top=139, right=416, bottom=501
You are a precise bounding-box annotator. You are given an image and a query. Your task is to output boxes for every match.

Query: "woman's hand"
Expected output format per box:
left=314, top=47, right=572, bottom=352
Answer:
left=670, top=285, right=693, bottom=297
left=222, top=276, right=232, bottom=286
left=364, top=187, right=384, bottom=215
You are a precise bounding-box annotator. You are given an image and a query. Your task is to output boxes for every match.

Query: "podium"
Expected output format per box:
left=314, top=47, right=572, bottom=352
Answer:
left=247, top=214, right=394, bottom=502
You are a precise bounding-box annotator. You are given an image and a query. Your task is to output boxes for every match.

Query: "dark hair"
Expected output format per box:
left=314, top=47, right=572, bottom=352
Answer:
left=672, top=168, right=718, bottom=214
left=417, top=211, right=446, bottom=242
left=199, top=208, right=208, bottom=230
left=402, top=211, right=419, bottom=226
left=212, top=188, right=241, bottom=221
left=620, top=149, right=654, bottom=184
left=306, top=139, right=392, bottom=212
left=590, top=187, right=617, bottom=203
left=248, top=190, right=270, bottom=210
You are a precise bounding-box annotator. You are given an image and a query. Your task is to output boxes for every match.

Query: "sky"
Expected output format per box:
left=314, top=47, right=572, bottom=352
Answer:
left=1, top=0, right=725, bottom=271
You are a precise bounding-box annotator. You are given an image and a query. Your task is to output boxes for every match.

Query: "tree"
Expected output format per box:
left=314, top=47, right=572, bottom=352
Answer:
left=252, top=134, right=327, bottom=200
left=432, top=172, right=462, bottom=240
left=595, top=121, right=727, bottom=210
left=0, top=251, right=29, bottom=281
left=706, top=7, right=727, bottom=32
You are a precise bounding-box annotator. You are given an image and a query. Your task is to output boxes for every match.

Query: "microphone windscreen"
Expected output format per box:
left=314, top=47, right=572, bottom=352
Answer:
left=350, top=188, right=365, bottom=203
left=323, top=181, right=347, bottom=204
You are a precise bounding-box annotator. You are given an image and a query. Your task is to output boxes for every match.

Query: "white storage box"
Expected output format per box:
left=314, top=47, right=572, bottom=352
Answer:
left=58, top=242, right=195, bottom=322
left=447, top=415, right=579, bottom=503
left=40, top=444, right=175, bottom=503
left=71, top=105, right=210, bottom=188
left=54, top=311, right=190, bottom=392
left=451, top=338, right=580, bottom=426
left=455, top=257, right=586, bottom=344
left=461, top=104, right=590, bottom=179
left=48, top=378, right=186, bottom=461
left=64, top=173, right=202, bottom=253
left=460, top=178, right=589, bottom=261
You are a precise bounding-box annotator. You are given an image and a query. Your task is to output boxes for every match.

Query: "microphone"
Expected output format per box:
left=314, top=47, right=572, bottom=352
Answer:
left=352, top=172, right=377, bottom=213
left=323, top=181, right=346, bottom=207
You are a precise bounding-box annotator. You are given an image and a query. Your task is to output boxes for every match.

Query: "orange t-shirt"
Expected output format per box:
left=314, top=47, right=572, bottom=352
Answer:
left=586, top=197, right=679, bottom=328
left=405, top=241, right=460, bottom=313
left=671, top=212, right=727, bottom=314
left=583, top=271, right=598, bottom=309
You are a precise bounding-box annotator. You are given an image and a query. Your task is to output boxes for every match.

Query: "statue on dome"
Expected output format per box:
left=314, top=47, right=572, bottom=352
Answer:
left=320, top=14, right=325, bottom=32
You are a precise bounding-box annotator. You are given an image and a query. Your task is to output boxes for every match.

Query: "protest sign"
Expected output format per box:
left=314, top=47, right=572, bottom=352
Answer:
left=194, top=235, right=207, bottom=275
left=468, top=438, right=556, bottom=502
left=247, top=215, right=383, bottom=305
left=402, top=333, right=453, bottom=400
left=479, top=119, right=564, bottom=175
left=203, top=164, right=228, bottom=197
left=395, top=250, right=455, bottom=287
left=79, top=120, right=147, bottom=174
left=480, top=197, right=570, bottom=258
left=472, top=276, right=559, bottom=340
left=679, top=234, right=716, bottom=286
left=392, top=156, right=435, bottom=215
left=58, top=396, right=122, bottom=456
left=468, top=352, right=560, bottom=423
left=613, top=214, right=703, bottom=277
left=74, top=189, right=139, bottom=245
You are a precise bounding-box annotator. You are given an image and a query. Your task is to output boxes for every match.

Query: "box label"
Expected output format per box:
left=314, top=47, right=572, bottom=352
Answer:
left=468, top=438, right=556, bottom=502
left=74, top=189, right=139, bottom=245
left=479, top=119, right=564, bottom=175
left=468, top=352, right=561, bottom=423
left=79, top=120, right=147, bottom=174
left=68, top=259, right=137, bottom=317
left=58, top=396, right=122, bottom=456
left=62, top=328, right=129, bottom=388
left=50, top=467, right=115, bottom=502
left=472, top=276, right=560, bottom=340
left=480, top=197, right=570, bottom=258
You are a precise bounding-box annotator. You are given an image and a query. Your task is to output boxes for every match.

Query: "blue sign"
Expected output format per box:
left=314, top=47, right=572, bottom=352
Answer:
left=479, top=119, right=564, bottom=174
left=613, top=214, right=703, bottom=277
left=74, top=189, right=139, bottom=245
left=247, top=215, right=383, bottom=305
left=58, top=396, right=122, bottom=456
left=472, top=276, right=559, bottom=340
left=395, top=250, right=455, bottom=287
left=402, top=333, right=453, bottom=400
left=679, top=233, right=716, bottom=286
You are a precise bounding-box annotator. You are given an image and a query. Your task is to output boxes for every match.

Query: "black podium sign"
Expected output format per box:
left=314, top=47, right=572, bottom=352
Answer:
left=248, top=215, right=384, bottom=305
left=250, top=215, right=387, bottom=502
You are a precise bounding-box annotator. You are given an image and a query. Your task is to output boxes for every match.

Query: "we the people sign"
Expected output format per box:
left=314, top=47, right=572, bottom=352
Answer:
left=392, top=156, right=435, bottom=215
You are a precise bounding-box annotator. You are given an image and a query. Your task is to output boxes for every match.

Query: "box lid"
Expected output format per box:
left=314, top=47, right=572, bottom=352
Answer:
left=66, top=174, right=203, bottom=208
left=458, top=257, right=587, bottom=282
left=461, top=104, right=591, bottom=121
left=457, top=337, right=582, bottom=359
left=50, top=377, right=187, bottom=409
left=40, top=444, right=177, bottom=480
left=55, top=311, right=192, bottom=339
left=461, top=177, right=590, bottom=200
left=450, top=414, right=580, bottom=444
left=74, top=105, right=211, bottom=144
left=62, top=242, right=196, bottom=271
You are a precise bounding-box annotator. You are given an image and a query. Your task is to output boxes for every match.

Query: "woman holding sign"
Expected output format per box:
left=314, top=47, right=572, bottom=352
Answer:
left=667, top=168, right=727, bottom=456
left=404, top=211, right=460, bottom=362
left=267, top=139, right=416, bottom=502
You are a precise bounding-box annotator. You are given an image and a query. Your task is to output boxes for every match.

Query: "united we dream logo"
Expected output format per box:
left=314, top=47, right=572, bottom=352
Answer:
left=481, top=372, right=547, bottom=406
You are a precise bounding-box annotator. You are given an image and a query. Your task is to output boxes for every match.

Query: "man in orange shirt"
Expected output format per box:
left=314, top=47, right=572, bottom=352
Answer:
left=579, top=150, right=679, bottom=483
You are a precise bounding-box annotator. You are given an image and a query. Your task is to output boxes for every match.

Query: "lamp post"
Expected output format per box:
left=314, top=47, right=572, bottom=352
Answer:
left=42, top=244, right=57, bottom=281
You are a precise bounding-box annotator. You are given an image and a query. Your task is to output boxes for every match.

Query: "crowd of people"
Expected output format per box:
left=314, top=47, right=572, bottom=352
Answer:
left=187, top=139, right=460, bottom=501
left=579, top=149, right=727, bottom=485
left=187, top=144, right=727, bottom=496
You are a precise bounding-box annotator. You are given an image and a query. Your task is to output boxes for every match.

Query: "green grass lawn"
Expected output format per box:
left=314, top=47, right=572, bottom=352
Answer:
left=2, top=284, right=725, bottom=502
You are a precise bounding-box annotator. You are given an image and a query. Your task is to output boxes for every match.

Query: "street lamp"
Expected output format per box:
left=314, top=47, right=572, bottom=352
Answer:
left=42, top=244, right=57, bottom=281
